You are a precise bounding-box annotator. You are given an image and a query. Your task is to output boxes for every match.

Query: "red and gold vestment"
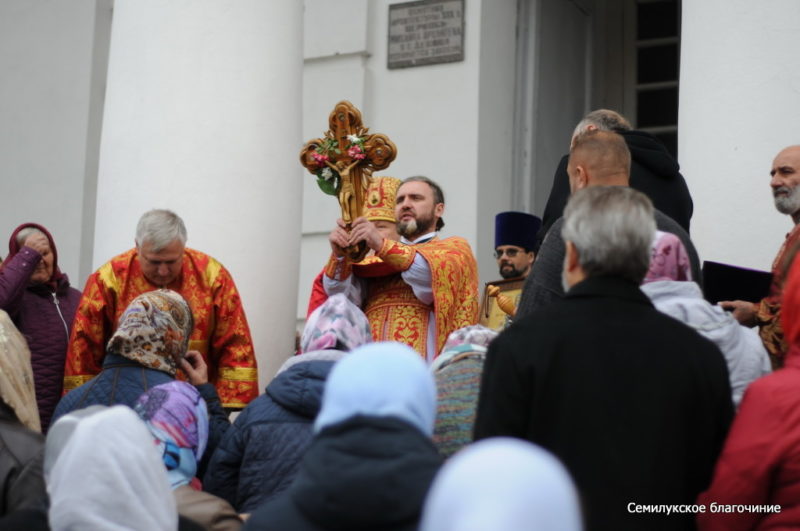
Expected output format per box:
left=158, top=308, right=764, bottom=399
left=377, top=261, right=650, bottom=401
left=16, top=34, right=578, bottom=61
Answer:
left=325, top=236, right=479, bottom=358
left=64, top=248, right=258, bottom=408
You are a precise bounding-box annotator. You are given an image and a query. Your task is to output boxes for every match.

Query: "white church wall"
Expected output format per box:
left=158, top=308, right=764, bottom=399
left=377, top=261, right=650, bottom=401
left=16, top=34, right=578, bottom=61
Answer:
left=680, top=0, right=800, bottom=271
left=93, top=0, right=304, bottom=387
left=298, top=0, right=519, bottom=328
left=0, top=0, right=110, bottom=287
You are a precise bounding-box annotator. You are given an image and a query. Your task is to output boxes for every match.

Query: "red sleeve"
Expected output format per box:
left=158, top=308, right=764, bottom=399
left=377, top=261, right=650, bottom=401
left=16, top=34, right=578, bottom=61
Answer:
left=306, top=270, right=328, bottom=318
left=697, top=376, right=790, bottom=530
left=63, top=271, right=114, bottom=392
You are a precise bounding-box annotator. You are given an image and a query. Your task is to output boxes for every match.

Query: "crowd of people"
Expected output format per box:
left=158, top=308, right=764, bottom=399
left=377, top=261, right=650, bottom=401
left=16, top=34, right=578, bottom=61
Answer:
left=1, top=108, right=798, bottom=530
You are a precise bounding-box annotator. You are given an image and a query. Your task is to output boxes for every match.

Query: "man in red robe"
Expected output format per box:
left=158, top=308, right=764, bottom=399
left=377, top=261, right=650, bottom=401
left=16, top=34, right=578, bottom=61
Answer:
left=324, top=176, right=479, bottom=361
left=64, top=209, right=258, bottom=408
left=306, top=176, right=402, bottom=317
left=721, top=145, right=800, bottom=368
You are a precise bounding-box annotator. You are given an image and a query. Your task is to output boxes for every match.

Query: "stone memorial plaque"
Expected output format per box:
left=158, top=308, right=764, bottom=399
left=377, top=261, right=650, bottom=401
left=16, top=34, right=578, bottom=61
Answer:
left=388, top=0, right=464, bottom=69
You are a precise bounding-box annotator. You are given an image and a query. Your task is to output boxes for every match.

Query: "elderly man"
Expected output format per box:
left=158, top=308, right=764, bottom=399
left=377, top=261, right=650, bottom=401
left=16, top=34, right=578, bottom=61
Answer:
left=721, top=145, right=800, bottom=368
left=324, top=176, right=479, bottom=361
left=475, top=186, right=732, bottom=531
left=515, top=130, right=701, bottom=318
left=493, top=211, right=541, bottom=280
left=64, top=209, right=258, bottom=409
left=540, top=109, right=693, bottom=239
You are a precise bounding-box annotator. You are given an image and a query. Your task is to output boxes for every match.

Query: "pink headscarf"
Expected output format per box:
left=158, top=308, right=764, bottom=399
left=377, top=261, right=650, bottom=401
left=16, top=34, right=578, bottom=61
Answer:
left=643, top=231, right=692, bottom=283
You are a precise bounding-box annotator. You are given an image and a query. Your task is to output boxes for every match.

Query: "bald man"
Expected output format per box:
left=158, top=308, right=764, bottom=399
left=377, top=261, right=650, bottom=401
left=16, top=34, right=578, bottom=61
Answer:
left=515, top=130, right=701, bottom=318
left=539, top=109, right=693, bottom=241
left=721, top=145, right=800, bottom=368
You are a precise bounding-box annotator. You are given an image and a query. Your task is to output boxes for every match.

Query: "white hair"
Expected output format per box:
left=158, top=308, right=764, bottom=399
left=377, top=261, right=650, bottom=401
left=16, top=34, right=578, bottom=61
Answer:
left=571, top=109, right=632, bottom=145
left=562, top=186, right=655, bottom=284
left=15, top=227, right=45, bottom=247
left=135, top=210, right=187, bottom=252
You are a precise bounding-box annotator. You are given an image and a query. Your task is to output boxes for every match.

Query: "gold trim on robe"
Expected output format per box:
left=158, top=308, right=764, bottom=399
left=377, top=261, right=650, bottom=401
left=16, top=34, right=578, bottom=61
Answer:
left=64, top=247, right=258, bottom=408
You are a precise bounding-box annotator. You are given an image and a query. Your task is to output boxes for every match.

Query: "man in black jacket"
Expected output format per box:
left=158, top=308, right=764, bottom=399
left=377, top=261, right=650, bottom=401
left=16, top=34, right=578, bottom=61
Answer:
left=539, top=109, right=693, bottom=240
left=474, top=185, right=733, bottom=531
left=516, top=130, right=700, bottom=318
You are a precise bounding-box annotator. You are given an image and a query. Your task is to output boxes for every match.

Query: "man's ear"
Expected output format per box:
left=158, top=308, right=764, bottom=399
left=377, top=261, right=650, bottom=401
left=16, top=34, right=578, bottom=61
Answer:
left=565, top=240, right=580, bottom=272
left=574, top=165, right=590, bottom=190
left=434, top=202, right=444, bottom=218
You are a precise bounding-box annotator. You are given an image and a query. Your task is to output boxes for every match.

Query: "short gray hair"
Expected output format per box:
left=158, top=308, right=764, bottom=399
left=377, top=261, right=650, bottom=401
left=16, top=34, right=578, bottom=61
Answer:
left=16, top=227, right=45, bottom=247
left=135, top=210, right=187, bottom=251
left=562, top=186, right=655, bottom=284
left=572, top=109, right=632, bottom=142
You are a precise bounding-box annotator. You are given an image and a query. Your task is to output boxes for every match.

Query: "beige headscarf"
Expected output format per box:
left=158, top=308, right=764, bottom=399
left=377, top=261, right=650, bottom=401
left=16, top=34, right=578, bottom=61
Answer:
left=0, top=310, right=41, bottom=432
left=106, top=289, right=194, bottom=376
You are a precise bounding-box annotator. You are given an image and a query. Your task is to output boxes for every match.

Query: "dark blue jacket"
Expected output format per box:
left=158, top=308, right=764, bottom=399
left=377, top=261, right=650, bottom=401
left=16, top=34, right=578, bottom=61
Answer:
left=203, top=360, right=334, bottom=512
left=52, top=352, right=230, bottom=479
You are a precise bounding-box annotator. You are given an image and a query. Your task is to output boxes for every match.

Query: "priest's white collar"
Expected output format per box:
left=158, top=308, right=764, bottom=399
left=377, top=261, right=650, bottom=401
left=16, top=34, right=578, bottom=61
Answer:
left=401, top=231, right=437, bottom=245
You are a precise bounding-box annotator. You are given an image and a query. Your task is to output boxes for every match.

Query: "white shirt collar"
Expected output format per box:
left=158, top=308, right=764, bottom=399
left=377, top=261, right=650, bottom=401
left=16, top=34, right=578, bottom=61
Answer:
left=401, top=231, right=437, bottom=245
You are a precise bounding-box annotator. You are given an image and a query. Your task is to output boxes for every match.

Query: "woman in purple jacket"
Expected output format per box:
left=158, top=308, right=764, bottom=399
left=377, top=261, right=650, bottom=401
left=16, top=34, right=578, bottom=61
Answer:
left=0, top=223, right=81, bottom=432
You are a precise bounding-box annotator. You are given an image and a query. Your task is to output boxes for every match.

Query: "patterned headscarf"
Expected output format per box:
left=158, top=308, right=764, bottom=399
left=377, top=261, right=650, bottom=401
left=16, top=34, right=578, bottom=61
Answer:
left=135, top=381, right=209, bottom=489
left=301, top=293, right=372, bottom=353
left=107, top=289, right=194, bottom=376
left=643, top=230, right=693, bottom=284
left=431, top=325, right=498, bottom=373
left=0, top=310, right=40, bottom=432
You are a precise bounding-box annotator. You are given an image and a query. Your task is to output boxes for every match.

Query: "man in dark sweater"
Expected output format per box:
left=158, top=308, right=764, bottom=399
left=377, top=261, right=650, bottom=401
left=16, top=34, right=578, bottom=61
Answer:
left=539, top=109, right=693, bottom=238
left=475, top=185, right=733, bottom=531
left=516, top=129, right=701, bottom=319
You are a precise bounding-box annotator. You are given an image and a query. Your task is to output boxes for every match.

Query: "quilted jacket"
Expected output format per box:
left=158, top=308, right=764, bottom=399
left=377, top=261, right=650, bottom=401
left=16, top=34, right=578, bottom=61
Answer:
left=0, top=241, right=80, bottom=433
left=203, top=359, right=334, bottom=512
left=0, top=401, right=47, bottom=516
left=52, top=352, right=230, bottom=479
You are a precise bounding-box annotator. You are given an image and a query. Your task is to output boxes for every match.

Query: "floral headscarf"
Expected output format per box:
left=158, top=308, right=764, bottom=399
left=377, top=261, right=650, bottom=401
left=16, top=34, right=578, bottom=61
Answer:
left=0, top=310, right=40, bottom=432
left=107, top=290, right=194, bottom=376
left=643, top=230, right=693, bottom=284
left=301, top=293, right=371, bottom=353
left=431, top=325, right=498, bottom=373
left=135, top=381, right=209, bottom=489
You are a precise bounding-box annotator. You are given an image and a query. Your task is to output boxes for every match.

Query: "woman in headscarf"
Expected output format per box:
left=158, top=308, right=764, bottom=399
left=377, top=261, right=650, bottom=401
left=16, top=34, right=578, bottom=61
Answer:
left=204, top=293, right=372, bottom=512
left=420, top=437, right=583, bottom=531
left=0, top=223, right=81, bottom=432
left=431, top=324, right=498, bottom=458
left=244, top=342, right=442, bottom=531
left=136, top=381, right=242, bottom=530
left=0, top=310, right=48, bottom=519
left=640, top=231, right=771, bottom=407
left=697, top=252, right=800, bottom=530
left=52, top=289, right=230, bottom=478
left=47, top=405, right=178, bottom=530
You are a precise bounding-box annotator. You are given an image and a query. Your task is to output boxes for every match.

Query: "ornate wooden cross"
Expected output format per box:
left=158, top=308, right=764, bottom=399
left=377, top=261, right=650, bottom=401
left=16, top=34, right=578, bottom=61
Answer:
left=300, top=101, right=397, bottom=261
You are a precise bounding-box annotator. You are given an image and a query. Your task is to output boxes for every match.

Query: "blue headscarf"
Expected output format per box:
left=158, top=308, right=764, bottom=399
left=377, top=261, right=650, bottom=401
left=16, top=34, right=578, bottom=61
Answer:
left=314, top=342, right=437, bottom=436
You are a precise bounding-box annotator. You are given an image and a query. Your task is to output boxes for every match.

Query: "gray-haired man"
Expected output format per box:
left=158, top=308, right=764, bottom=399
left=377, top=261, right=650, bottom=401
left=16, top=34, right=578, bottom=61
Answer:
left=475, top=186, right=732, bottom=531
left=516, top=130, right=700, bottom=318
left=64, top=209, right=258, bottom=409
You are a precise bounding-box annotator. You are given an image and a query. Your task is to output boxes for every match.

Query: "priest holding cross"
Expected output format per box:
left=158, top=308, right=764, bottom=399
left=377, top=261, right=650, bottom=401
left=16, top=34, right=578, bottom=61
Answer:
left=300, top=101, right=479, bottom=361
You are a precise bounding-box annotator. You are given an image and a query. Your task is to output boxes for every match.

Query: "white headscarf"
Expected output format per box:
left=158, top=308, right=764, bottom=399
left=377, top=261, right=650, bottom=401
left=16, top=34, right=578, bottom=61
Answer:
left=0, top=310, right=40, bottom=432
left=420, top=437, right=583, bottom=531
left=47, top=406, right=178, bottom=531
left=314, top=342, right=437, bottom=436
